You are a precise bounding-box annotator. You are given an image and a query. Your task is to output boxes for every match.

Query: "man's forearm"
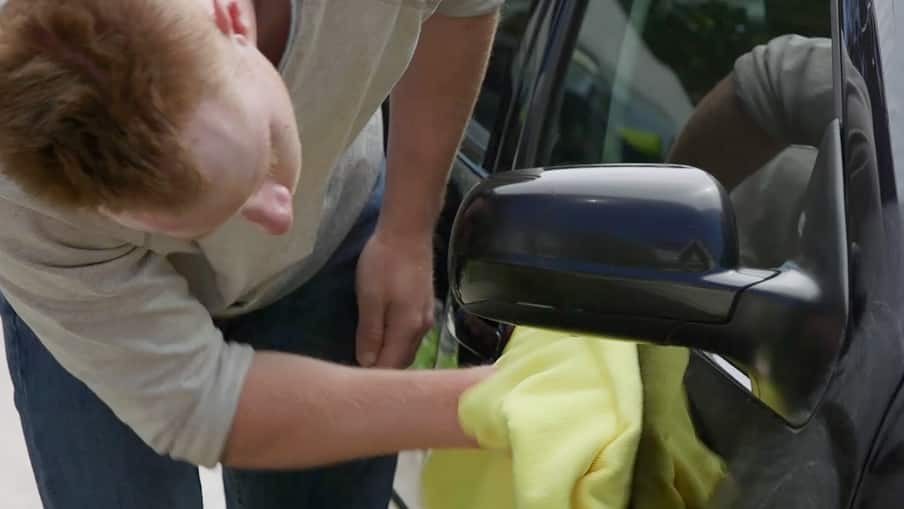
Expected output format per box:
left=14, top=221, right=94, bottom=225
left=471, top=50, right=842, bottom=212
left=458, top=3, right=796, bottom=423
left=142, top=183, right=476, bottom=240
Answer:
left=379, top=12, right=499, bottom=239
left=668, top=75, right=785, bottom=190
left=221, top=352, right=490, bottom=469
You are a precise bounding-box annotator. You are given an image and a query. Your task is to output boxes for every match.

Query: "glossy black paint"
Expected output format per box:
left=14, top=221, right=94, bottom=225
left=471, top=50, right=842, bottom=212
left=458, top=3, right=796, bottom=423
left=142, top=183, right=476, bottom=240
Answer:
left=449, top=165, right=759, bottom=323
left=678, top=121, right=850, bottom=426
left=452, top=125, right=849, bottom=427
left=436, top=0, right=904, bottom=505
left=855, top=374, right=904, bottom=508
left=841, top=0, right=904, bottom=505
left=489, top=0, right=562, bottom=173
left=690, top=0, right=904, bottom=503
left=512, top=0, right=585, bottom=169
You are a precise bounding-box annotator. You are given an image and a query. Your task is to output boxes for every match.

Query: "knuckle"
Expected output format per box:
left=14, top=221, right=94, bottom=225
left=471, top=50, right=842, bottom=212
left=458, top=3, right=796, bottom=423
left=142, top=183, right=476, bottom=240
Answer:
left=356, top=326, right=382, bottom=343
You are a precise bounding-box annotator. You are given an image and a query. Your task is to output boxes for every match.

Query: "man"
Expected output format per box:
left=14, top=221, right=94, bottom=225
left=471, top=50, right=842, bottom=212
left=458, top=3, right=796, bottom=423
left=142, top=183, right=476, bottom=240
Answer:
left=668, top=34, right=837, bottom=268
left=0, top=0, right=500, bottom=507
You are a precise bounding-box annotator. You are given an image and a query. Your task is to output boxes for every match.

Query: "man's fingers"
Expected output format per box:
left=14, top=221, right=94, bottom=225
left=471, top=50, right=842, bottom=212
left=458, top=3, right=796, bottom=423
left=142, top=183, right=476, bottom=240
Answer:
left=375, top=301, right=431, bottom=369
left=355, top=289, right=385, bottom=367
left=423, top=300, right=436, bottom=331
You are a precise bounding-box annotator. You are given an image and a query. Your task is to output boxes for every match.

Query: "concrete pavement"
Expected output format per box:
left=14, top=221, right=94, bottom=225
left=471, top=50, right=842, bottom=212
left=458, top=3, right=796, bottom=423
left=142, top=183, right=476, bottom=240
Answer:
left=0, top=329, right=42, bottom=508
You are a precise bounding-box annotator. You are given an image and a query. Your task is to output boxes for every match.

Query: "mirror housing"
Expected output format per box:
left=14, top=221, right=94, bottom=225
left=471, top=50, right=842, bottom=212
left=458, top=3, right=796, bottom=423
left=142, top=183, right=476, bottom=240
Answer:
left=450, top=125, right=848, bottom=426
left=450, top=165, right=771, bottom=338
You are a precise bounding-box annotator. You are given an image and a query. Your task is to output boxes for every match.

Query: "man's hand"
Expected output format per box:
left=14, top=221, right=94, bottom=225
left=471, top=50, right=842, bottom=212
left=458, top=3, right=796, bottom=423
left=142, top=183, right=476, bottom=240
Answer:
left=353, top=12, right=497, bottom=368
left=355, top=229, right=435, bottom=368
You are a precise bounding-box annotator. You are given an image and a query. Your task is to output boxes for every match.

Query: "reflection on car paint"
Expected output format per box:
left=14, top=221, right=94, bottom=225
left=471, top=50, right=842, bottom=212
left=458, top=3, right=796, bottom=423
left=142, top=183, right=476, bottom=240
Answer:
left=440, top=0, right=904, bottom=506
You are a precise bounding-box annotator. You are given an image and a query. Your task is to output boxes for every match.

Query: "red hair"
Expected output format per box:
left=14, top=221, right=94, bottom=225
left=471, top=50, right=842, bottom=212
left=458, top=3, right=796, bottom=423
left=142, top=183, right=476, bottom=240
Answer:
left=0, top=0, right=224, bottom=212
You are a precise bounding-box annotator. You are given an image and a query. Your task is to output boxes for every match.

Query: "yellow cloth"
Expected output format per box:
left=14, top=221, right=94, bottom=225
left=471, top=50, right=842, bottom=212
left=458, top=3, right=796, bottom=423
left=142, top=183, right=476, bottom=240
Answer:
left=632, top=346, right=727, bottom=509
left=421, top=327, right=726, bottom=509
left=422, top=327, right=643, bottom=509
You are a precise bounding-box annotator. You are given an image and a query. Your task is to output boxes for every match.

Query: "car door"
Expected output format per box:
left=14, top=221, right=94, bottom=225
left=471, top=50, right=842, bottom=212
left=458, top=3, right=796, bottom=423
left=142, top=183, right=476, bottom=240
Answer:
left=841, top=0, right=904, bottom=505
left=445, top=0, right=904, bottom=506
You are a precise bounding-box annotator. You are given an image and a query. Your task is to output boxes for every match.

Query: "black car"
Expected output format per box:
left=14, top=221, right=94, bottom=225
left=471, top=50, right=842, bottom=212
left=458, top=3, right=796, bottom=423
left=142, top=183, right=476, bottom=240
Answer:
left=429, top=0, right=904, bottom=506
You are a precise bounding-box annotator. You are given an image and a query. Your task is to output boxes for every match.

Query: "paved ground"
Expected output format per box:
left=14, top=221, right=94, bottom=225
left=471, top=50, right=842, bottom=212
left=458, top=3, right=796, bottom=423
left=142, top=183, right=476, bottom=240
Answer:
left=0, top=332, right=42, bottom=508
left=0, top=322, right=424, bottom=509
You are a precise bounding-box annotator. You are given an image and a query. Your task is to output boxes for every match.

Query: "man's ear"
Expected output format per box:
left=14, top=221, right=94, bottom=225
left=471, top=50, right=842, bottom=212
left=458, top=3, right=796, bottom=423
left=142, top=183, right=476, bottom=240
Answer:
left=211, top=0, right=252, bottom=38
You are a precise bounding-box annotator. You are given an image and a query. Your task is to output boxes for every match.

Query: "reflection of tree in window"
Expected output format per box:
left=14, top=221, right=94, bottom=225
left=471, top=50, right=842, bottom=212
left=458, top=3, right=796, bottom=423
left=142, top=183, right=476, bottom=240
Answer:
left=637, top=0, right=830, bottom=103
left=544, top=0, right=697, bottom=167
left=542, top=0, right=831, bottom=169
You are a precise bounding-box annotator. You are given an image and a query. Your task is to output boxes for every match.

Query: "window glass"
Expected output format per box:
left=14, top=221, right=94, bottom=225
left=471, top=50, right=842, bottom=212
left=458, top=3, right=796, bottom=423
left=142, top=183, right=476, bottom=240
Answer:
left=541, top=0, right=832, bottom=270
left=542, top=0, right=830, bottom=167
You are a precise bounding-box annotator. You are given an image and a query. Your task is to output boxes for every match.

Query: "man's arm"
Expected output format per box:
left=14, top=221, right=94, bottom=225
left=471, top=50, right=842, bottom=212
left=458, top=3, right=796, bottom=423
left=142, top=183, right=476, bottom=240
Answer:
left=355, top=12, right=499, bottom=368
left=0, top=204, right=491, bottom=470
left=223, top=353, right=490, bottom=469
left=667, top=75, right=784, bottom=191
left=381, top=12, right=499, bottom=239
left=668, top=35, right=833, bottom=191
left=213, top=11, right=504, bottom=467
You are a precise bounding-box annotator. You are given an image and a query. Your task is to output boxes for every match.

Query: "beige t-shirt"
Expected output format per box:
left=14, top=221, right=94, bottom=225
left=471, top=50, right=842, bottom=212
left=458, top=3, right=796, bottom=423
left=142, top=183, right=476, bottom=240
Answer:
left=0, top=0, right=502, bottom=467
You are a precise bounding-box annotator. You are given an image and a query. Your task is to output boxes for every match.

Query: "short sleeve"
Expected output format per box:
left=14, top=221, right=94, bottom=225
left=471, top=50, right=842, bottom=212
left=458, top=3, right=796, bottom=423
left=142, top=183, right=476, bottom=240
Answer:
left=0, top=202, right=254, bottom=467
left=733, top=35, right=834, bottom=148
left=434, top=0, right=504, bottom=17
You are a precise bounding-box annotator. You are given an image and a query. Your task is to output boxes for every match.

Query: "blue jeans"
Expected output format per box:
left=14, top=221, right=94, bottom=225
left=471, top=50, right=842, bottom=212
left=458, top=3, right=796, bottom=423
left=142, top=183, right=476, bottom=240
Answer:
left=1, top=175, right=397, bottom=508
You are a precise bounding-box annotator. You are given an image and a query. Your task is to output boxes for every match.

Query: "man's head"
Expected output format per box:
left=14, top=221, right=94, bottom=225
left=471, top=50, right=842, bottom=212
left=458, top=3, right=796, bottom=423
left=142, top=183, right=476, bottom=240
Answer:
left=0, top=0, right=301, bottom=237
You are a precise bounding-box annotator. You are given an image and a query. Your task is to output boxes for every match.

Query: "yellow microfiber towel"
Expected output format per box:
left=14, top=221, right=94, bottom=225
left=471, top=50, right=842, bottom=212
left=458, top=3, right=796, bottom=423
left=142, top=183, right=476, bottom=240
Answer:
left=632, top=345, right=727, bottom=509
left=421, top=327, right=727, bottom=509
left=421, top=327, right=644, bottom=509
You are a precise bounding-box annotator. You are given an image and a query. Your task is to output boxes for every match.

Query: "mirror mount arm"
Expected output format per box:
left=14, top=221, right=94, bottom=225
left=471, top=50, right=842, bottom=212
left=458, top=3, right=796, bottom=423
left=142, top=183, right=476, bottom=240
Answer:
left=672, top=267, right=842, bottom=426
left=675, top=121, right=849, bottom=426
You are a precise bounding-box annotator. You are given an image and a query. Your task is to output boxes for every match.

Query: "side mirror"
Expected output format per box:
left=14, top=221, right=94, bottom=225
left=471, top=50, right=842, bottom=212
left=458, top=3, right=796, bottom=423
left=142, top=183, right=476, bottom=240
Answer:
left=449, top=123, right=848, bottom=425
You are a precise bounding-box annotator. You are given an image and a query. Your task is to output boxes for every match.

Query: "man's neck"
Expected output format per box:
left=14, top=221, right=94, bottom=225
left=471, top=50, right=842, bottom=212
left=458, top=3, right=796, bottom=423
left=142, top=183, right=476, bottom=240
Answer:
left=252, top=0, right=293, bottom=67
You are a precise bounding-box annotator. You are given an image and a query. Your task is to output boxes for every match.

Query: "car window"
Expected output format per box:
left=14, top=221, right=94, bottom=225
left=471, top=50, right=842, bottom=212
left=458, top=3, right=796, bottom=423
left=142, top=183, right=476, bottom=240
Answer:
left=533, top=0, right=838, bottom=442
left=541, top=0, right=831, bottom=167
left=539, top=0, right=831, bottom=270
left=460, top=0, right=538, bottom=167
